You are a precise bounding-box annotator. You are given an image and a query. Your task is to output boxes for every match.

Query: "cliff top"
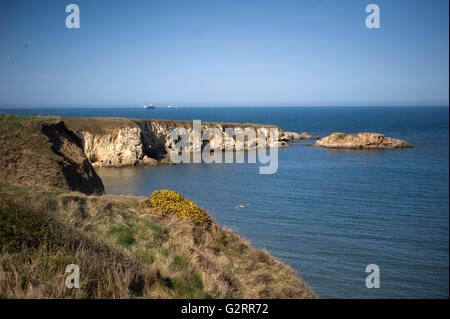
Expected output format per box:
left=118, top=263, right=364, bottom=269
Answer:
left=63, top=116, right=280, bottom=135
left=0, top=114, right=104, bottom=194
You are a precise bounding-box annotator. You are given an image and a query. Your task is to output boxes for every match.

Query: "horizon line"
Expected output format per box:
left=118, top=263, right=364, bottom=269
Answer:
left=1, top=104, right=449, bottom=109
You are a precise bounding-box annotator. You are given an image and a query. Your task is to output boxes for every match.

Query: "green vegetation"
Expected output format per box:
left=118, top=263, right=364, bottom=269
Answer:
left=108, top=224, right=136, bottom=247
left=335, top=133, right=348, bottom=140
left=0, top=114, right=60, bottom=132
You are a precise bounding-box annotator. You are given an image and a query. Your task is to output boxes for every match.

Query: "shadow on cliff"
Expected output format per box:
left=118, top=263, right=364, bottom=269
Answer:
left=41, top=121, right=105, bottom=195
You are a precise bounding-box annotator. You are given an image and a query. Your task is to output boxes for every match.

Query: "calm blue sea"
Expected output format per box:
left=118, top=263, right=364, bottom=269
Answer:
left=2, top=106, right=448, bottom=298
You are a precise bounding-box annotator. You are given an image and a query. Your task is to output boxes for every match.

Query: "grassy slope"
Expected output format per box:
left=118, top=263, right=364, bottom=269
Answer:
left=0, top=114, right=104, bottom=194
left=0, top=114, right=66, bottom=190
left=0, top=183, right=315, bottom=298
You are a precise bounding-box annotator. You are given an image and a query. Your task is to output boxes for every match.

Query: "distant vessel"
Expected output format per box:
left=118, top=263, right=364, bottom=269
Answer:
left=144, top=104, right=155, bottom=109
left=167, top=105, right=185, bottom=109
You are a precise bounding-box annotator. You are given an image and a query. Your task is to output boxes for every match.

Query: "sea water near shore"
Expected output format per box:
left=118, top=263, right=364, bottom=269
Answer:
left=2, top=106, right=448, bottom=298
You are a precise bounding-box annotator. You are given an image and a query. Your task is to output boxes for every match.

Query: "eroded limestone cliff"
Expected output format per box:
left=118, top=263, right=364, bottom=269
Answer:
left=64, top=117, right=318, bottom=167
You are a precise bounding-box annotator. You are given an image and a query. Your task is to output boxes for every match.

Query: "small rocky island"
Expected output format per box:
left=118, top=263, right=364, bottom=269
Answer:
left=314, top=132, right=413, bottom=149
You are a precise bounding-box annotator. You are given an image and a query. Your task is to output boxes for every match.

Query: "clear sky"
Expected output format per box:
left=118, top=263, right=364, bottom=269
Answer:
left=0, top=0, right=448, bottom=107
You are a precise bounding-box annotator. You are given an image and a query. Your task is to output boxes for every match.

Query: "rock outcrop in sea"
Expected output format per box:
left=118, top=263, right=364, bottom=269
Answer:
left=281, top=131, right=318, bottom=140
left=313, top=132, right=414, bottom=149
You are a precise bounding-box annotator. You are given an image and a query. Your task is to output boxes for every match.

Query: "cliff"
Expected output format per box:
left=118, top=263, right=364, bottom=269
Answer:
left=314, top=132, right=414, bottom=149
left=0, top=113, right=318, bottom=190
left=63, top=117, right=318, bottom=167
left=0, top=114, right=104, bottom=194
left=0, top=113, right=316, bottom=299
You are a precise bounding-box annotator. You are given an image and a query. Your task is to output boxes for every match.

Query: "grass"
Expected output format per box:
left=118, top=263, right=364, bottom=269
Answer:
left=0, top=114, right=60, bottom=133
left=0, top=114, right=66, bottom=190
left=0, top=196, right=157, bottom=298
left=334, top=133, right=348, bottom=140
left=108, top=224, right=136, bottom=247
left=62, top=116, right=280, bottom=136
left=0, top=114, right=104, bottom=194
left=0, top=183, right=315, bottom=299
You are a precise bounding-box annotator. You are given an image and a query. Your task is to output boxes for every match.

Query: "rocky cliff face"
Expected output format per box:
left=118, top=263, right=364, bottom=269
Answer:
left=314, top=132, right=414, bottom=149
left=79, top=127, right=145, bottom=167
left=64, top=117, right=318, bottom=167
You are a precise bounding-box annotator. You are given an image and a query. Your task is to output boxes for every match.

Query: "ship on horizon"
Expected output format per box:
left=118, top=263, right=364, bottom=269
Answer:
left=144, top=104, right=155, bottom=109
left=167, top=105, right=185, bottom=109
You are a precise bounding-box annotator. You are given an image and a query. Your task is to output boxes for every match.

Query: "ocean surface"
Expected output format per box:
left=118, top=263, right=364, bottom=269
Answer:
left=2, top=106, right=448, bottom=298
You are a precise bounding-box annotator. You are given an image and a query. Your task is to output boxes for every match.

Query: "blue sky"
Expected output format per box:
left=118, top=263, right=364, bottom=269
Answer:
left=0, top=0, right=448, bottom=107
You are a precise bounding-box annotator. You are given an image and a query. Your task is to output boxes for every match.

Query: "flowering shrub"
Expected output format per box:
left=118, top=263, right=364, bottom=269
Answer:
left=145, top=190, right=212, bottom=226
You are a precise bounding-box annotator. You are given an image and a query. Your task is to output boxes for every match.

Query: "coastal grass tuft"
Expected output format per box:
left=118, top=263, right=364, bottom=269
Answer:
left=0, top=197, right=157, bottom=298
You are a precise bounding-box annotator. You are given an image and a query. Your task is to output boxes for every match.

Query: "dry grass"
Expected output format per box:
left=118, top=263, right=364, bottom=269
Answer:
left=0, top=183, right=315, bottom=299
left=62, top=116, right=280, bottom=136
left=0, top=114, right=67, bottom=190
left=0, top=114, right=104, bottom=194
left=0, top=193, right=157, bottom=298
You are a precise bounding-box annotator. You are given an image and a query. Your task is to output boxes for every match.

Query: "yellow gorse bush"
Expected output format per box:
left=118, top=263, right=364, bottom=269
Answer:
left=145, top=190, right=212, bottom=226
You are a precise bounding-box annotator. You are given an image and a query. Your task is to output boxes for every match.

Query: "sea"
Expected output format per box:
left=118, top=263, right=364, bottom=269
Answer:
left=1, top=106, right=448, bottom=298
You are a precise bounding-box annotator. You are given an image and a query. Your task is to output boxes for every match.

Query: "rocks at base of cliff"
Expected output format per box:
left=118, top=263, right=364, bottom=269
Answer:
left=313, top=132, right=414, bottom=149
left=90, top=155, right=169, bottom=167
left=278, top=131, right=318, bottom=147
left=142, top=155, right=159, bottom=166
left=158, top=156, right=175, bottom=165
left=281, top=131, right=319, bottom=141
